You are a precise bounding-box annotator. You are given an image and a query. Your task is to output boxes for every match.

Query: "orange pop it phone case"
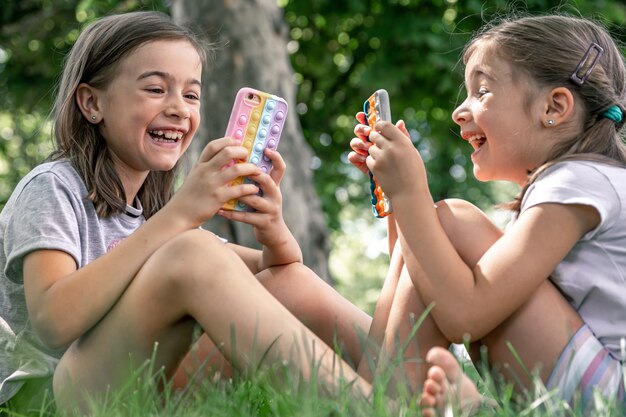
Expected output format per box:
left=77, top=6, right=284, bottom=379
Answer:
left=363, top=89, right=392, bottom=218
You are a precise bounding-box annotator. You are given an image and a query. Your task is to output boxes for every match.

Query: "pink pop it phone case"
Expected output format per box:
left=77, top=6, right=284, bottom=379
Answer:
left=222, top=87, right=288, bottom=211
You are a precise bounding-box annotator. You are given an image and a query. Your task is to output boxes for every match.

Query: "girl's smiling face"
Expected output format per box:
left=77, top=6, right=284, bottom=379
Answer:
left=89, top=39, right=202, bottom=183
left=452, top=41, right=554, bottom=186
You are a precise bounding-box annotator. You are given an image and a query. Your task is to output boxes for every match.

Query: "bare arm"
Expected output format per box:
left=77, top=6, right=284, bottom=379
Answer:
left=387, top=215, right=399, bottom=257
left=367, top=121, right=599, bottom=340
left=23, top=138, right=263, bottom=349
left=395, top=195, right=597, bottom=340
left=23, top=208, right=194, bottom=348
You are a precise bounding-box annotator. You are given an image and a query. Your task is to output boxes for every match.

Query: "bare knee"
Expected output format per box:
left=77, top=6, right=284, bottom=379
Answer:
left=435, top=198, right=502, bottom=267
left=146, top=229, right=244, bottom=296
left=436, top=198, right=489, bottom=236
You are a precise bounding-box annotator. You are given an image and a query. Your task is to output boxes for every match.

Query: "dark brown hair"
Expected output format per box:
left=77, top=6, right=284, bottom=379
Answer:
left=463, top=15, right=626, bottom=211
left=51, top=11, right=208, bottom=218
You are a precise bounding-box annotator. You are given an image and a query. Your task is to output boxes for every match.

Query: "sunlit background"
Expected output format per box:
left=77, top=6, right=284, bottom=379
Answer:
left=1, top=0, right=625, bottom=313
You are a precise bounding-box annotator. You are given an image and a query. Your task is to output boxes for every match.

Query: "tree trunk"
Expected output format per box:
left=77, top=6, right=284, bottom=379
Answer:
left=171, top=0, right=331, bottom=281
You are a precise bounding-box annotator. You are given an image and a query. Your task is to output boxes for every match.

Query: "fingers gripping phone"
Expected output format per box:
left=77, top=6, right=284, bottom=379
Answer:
left=222, top=87, right=288, bottom=211
left=363, top=89, right=392, bottom=218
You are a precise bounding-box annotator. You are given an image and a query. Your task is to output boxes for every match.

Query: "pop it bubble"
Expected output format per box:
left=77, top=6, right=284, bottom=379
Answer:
left=363, top=89, right=392, bottom=218
left=223, top=87, right=288, bottom=211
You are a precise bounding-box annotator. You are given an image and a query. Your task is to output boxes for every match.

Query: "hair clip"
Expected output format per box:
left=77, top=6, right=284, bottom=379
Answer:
left=570, top=43, right=604, bottom=86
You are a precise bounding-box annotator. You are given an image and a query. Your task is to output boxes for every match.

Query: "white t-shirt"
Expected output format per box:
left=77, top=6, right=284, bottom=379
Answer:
left=514, top=160, right=626, bottom=359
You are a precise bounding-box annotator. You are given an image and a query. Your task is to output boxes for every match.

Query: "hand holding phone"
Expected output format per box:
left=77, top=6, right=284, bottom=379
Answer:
left=363, top=89, right=392, bottom=218
left=222, top=87, right=288, bottom=211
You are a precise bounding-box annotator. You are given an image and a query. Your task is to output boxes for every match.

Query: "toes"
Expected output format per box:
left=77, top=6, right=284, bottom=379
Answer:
left=426, top=365, right=447, bottom=386
left=421, top=366, right=446, bottom=416
left=420, top=407, right=436, bottom=417
left=422, top=378, right=442, bottom=398
left=419, top=390, right=438, bottom=417
left=426, top=346, right=462, bottom=383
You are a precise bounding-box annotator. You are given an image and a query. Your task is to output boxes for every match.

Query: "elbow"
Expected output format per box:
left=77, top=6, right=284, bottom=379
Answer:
left=30, top=313, right=73, bottom=350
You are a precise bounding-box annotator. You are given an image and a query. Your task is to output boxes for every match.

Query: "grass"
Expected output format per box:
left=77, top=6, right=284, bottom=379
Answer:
left=2, top=354, right=624, bottom=417
left=2, top=330, right=625, bottom=416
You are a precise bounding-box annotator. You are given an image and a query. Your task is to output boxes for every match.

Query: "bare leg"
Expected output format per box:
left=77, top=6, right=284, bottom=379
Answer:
left=378, top=267, right=448, bottom=395
left=418, top=199, right=583, bottom=412
left=356, top=246, right=404, bottom=381
left=478, top=281, right=582, bottom=391
left=53, top=230, right=372, bottom=413
left=359, top=198, right=501, bottom=394
left=170, top=333, right=232, bottom=391
left=420, top=281, right=582, bottom=415
left=354, top=239, right=449, bottom=395
left=256, top=263, right=372, bottom=367
left=172, top=262, right=373, bottom=390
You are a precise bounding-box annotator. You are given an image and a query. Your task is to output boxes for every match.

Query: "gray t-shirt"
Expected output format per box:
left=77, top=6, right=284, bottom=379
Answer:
left=0, top=159, right=144, bottom=403
left=514, top=160, right=626, bottom=359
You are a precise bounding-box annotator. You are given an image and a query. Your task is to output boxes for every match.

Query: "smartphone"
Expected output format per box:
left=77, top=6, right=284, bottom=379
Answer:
left=222, top=87, right=288, bottom=211
left=363, top=89, right=392, bottom=218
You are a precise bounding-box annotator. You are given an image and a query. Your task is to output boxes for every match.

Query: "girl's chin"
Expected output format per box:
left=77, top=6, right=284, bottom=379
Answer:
left=472, top=167, right=492, bottom=182
left=150, top=159, right=180, bottom=172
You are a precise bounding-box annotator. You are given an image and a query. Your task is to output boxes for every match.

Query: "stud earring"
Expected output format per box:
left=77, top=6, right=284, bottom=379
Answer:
left=547, top=119, right=555, bottom=126
left=91, top=115, right=97, bottom=121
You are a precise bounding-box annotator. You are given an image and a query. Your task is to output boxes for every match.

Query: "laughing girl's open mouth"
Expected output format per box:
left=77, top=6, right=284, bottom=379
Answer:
left=467, top=133, right=486, bottom=150
left=148, top=130, right=183, bottom=143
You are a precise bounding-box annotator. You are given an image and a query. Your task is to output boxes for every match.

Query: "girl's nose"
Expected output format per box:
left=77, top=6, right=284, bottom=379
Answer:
left=452, top=100, right=470, bottom=126
left=165, top=97, right=191, bottom=119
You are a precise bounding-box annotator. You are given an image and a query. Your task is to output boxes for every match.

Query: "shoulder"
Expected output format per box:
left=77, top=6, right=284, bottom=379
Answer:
left=1, top=160, right=90, bottom=226
left=25, top=159, right=85, bottom=188
left=528, top=160, right=623, bottom=198
left=523, top=160, right=625, bottom=231
left=537, top=160, right=624, bottom=181
left=11, top=160, right=87, bottom=202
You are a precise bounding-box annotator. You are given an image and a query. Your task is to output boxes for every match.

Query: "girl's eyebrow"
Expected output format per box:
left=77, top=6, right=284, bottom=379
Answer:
left=137, top=70, right=202, bottom=87
left=464, top=69, right=497, bottom=90
left=468, top=67, right=496, bottom=82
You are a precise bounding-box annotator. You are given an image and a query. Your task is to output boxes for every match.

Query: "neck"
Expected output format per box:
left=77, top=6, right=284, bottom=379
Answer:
left=116, top=168, right=150, bottom=206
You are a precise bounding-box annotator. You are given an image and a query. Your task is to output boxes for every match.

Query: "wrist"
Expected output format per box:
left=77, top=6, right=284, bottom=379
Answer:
left=261, top=235, right=303, bottom=266
left=150, top=205, right=197, bottom=233
left=389, top=183, right=432, bottom=209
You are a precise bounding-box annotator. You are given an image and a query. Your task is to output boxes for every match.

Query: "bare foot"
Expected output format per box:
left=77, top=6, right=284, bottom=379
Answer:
left=419, top=347, right=483, bottom=416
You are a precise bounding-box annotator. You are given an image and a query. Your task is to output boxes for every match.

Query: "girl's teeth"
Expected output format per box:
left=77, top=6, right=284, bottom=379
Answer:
left=149, top=130, right=183, bottom=140
left=164, top=131, right=182, bottom=140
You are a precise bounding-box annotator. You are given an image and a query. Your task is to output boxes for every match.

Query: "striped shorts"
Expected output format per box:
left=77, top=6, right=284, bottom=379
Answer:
left=546, top=324, right=625, bottom=410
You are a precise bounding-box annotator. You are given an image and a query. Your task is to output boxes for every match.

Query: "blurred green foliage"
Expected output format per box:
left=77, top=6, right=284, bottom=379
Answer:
left=2, top=0, right=626, bottom=311
left=282, top=0, right=626, bottom=229
left=0, top=0, right=169, bottom=203
left=1, top=0, right=625, bottom=230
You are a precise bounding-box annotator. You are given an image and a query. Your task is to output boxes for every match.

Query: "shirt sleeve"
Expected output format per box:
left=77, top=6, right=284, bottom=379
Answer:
left=4, top=171, right=84, bottom=283
left=520, top=161, right=620, bottom=240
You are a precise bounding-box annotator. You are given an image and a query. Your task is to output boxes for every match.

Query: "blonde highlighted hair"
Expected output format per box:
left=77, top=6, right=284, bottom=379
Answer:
left=51, top=11, right=208, bottom=218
